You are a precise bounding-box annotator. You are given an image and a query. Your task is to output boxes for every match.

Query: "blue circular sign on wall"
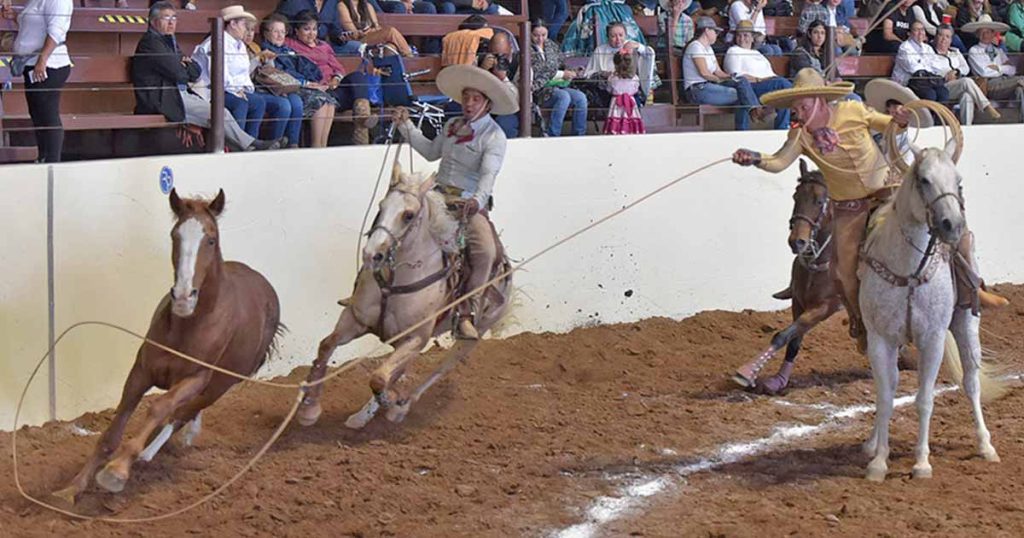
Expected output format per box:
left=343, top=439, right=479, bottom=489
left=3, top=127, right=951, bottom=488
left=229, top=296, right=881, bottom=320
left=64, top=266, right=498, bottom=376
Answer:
left=159, top=166, right=174, bottom=194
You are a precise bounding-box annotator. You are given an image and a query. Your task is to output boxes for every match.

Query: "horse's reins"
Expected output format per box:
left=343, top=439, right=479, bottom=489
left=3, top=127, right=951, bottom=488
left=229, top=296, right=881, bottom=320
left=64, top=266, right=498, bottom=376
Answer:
left=789, top=177, right=833, bottom=273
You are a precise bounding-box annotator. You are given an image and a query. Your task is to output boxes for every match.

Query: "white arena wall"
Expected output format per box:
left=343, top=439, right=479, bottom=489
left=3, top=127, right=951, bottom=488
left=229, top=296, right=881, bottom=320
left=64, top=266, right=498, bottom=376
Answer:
left=2, top=126, right=1022, bottom=429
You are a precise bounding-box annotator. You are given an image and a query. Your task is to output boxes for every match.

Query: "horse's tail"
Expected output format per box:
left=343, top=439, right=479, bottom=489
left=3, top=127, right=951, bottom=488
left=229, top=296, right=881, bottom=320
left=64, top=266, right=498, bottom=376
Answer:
left=941, top=330, right=1009, bottom=403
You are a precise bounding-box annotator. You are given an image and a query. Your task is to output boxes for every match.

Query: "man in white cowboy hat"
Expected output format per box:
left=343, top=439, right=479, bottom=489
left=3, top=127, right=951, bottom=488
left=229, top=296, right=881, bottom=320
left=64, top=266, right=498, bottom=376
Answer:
left=390, top=64, right=518, bottom=339
left=192, top=6, right=293, bottom=143
left=965, top=16, right=1024, bottom=121
left=864, top=78, right=931, bottom=169
left=732, top=68, right=911, bottom=352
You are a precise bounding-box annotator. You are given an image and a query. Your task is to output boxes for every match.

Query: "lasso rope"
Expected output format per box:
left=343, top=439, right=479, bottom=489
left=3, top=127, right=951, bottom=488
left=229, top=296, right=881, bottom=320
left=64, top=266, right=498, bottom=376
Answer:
left=11, top=156, right=733, bottom=523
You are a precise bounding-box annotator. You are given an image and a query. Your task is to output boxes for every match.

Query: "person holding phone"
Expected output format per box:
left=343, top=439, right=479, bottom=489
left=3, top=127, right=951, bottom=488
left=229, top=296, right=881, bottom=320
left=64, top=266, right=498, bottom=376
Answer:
left=4, top=0, right=73, bottom=162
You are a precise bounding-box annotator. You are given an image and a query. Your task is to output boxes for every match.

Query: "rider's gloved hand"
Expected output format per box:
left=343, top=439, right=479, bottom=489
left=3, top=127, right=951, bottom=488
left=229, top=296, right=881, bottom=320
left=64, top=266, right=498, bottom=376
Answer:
left=391, top=107, right=410, bottom=125
left=462, top=199, right=480, bottom=219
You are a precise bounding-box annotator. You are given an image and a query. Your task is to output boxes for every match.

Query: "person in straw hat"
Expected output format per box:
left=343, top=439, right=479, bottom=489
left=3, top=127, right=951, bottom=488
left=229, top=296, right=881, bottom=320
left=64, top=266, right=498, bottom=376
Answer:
left=733, top=68, right=911, bottom=352
left=965, top=16, right=1024, bottom=121
left=864, top=78, right=931, bottom=170
left=723, top=19, right=792, bottom=130
left=390, top=64, right=518, bottom=339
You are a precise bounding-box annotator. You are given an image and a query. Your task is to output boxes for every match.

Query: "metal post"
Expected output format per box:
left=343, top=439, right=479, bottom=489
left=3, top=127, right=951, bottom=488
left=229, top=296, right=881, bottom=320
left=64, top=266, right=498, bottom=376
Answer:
left=209, top=17, right=225, bottom=152
left=518, top=20, right=532, bottom=138
left=46, top=164, right=56, bottom=422
left=666, top=12, right=680, bottom=125
left=824, top=25, right=837, bottom=82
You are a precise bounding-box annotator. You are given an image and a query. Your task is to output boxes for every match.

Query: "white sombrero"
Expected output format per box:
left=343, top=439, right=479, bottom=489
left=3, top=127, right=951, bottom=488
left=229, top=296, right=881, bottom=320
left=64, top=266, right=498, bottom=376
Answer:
left=437, top=65, right=519, bottom=116
left=961, top=15, right=1009, bottom=34
left=865, top=79, right=933, bottom=128
left=220, top=5, right=257, bottom=23
left=759, top=68, right=855, bottom=109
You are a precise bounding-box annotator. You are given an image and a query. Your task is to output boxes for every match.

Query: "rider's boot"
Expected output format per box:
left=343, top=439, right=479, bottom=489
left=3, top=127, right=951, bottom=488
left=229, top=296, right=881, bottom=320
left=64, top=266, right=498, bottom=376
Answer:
left=772, top=285, right=793, bottom=301
left=351, top=98, right=375, bottom=145
left=456, top=297, right=481, bottom=340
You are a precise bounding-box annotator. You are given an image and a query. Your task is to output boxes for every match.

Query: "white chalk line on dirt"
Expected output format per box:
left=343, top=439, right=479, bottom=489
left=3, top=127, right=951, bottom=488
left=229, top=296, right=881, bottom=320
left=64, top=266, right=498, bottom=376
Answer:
left=551, top=386, right=960, bottom=538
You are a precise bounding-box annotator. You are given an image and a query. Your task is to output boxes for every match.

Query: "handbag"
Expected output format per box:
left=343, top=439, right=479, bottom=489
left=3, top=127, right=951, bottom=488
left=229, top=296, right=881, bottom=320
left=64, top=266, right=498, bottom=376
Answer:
left=254, top=64, right=300, bottom=96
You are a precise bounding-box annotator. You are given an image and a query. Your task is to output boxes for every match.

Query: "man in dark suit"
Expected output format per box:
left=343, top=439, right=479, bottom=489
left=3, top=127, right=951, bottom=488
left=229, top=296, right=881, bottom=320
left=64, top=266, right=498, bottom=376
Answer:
left=132, top=1, right=282, bottom=151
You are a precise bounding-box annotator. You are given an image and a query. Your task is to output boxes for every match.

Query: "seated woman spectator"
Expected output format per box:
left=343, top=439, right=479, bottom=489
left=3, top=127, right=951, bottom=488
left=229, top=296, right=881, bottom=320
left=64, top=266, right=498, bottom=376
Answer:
left=277, top=0, right=364, bottom=54
left=727, top=0, right=785, bottom=56
left=339, top=0, right=414, bottom=56
left=242, top=18, right=303, bottom=148
left=957, top=0, right=992, bottom=50
left=194, top=6, right=293, bottom=145
left=932, top=23, right=1000, bottom=123
left=286, top=9, right=378, bottom=144
left=893, top=21, right=949, bottom=104
left=683, top=17, right=765, bottom=131
left=865, top=0, right=915, bottom=53
left=789, top=20, right=862, bottom=101
left=583, top=21, right=657, bottom=105
left=914, top=0, right=968, bottom=51
left=724, top=20, right=791, bottom=129
left=260, top=13, right=339, bottom=148
left=1004, top=0, right=1024, bottom=51
left=370, top=0, right=449, bottom=14
left=531, top=19, right=588, bottom=136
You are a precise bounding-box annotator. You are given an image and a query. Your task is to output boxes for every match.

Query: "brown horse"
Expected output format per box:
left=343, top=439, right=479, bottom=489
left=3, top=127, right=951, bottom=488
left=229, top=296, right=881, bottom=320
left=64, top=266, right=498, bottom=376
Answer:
left=54, top=189, right=282, bottom=503
left=297, top=163, right=512, bottom=429
left=733, top=160, right=842, bottom=394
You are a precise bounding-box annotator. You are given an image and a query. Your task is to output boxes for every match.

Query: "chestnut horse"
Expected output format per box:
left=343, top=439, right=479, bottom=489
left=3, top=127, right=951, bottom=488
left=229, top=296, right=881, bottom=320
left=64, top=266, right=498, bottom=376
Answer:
left=54, top=189, right=282, bottom=502
left=297, top=163, right=512, bottom=429
left=734, top=160, right=842, bottom=394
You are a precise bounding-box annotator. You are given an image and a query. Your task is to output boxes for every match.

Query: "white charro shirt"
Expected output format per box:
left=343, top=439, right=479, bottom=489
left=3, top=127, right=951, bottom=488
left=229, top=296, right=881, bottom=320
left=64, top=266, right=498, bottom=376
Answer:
left=398, top=114, right=507, bottom=207
left=892, top=38, right=937, bottom=85
left=192, top=31, right=255, bottom=98
left=968, top=43, right=1017, bottom=78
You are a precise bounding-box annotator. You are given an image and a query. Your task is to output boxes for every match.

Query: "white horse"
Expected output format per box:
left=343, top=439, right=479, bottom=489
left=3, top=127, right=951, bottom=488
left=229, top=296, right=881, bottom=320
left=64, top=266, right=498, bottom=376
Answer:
left=859, top=138, right=1006, bottom=482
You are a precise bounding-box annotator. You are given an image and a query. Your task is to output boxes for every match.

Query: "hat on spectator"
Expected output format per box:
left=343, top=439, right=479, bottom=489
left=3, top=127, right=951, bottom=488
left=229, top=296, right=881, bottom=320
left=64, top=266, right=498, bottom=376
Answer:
left=961, top=15, right=1010, bottom=34
left=734, top=20, right=762, bottom=36
left=758, top=68, right=854, bottom=108
left=695, top=17, right=724, bottom=33
left=437, top=65, right=520, bottom=115
left=865, top=79, right=933, bottom=128
left=220, top=5, right=257, bottom=23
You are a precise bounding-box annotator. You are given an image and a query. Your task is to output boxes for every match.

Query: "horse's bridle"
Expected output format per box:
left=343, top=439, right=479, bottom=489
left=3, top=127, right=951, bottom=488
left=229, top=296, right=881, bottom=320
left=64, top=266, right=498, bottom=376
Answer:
left=366, top=187, right=428, bottom=283
left=789, top=177, right=833, bottom=270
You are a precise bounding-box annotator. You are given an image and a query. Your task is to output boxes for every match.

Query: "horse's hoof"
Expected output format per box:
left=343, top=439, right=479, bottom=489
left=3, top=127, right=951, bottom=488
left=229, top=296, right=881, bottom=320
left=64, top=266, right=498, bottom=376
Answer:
left=51, top=485, right=79, bottom=505
left=754, top=375, right=789, bottom=395
left=385, top=403, right=410, bottom=424
left=95, top=465, right=128, bottom=493
left=865, top=468, right=886, bottom=482
left=344, top=412, right=371, bottom=430
left=981, top=446, right=1001, bottom=462
left=731, top=372, right=755, bottom=388
left=296, top=402, right=322, bottom=427
left=911, top=464, right=933, bottom=479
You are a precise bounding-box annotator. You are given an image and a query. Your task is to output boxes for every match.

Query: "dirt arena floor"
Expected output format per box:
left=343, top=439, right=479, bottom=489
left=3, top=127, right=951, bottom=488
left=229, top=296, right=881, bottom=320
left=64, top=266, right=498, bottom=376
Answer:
left=3, top=284, right=1024, bottom=537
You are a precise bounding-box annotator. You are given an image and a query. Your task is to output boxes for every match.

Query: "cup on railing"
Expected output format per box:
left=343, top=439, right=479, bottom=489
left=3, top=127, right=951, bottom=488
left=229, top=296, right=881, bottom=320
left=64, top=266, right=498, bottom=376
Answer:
left=942, top=14, right=952, bottom=25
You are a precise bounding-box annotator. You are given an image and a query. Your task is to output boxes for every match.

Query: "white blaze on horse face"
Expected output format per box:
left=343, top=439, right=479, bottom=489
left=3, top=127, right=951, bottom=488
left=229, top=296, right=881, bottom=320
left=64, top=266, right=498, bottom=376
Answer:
left=172, top=218, right=204, bottom=317
left=916, top=151, right=965, bottom=243
left=364, top=191, right=409, bottom=267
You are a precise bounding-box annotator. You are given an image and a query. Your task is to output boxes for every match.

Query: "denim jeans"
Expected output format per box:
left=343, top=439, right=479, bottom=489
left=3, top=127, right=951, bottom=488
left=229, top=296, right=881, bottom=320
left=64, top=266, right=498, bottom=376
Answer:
left=225, top=92, right=267, bottom=139
left=260, top=93, right=302, bottom=143
left=331, top=40, right=364, bottom=55
left=687, top=78, right=759, bottom=131
left=374, top=0, right=439, bottom=12
left=542, top=0, right=570, bottom=39
left=494, top=113, right=519, bottom=138
left=544, top=87, right=588, bottom=136
left=750, top=77, right=792, bottom=130
left=455, top=3, right=499, bottom=14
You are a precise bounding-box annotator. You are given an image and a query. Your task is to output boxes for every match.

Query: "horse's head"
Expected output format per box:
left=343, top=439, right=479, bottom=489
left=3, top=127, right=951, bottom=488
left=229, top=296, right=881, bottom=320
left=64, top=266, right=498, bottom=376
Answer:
left=789, top=159, right=831, bottom=256
left=168, top=188, right=225, bottom=318
left=906, top=139, right=964, bottom=245
left=364, top=163, right=437, bottom=270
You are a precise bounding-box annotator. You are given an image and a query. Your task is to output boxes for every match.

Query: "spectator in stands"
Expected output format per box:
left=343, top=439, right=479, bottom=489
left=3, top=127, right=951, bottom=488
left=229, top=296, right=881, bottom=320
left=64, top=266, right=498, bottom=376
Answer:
left=914, top=0, right=967, bottom=51
left=1008, top=0, right=1024, bottom=51
left=893, top=21, right=949, bottom=102
left=866, top=0, right=915, bottom=53
left=133, top=2, right=283, bottom=151
left=724, top=19, right=791, bottom=129
left=194, top=6, right=294, bottom=144
left=790, top=20, right=829, bottom=76
left=531, top=19, right=588, bottom=136
left=286, top=9, right=378, bottom=144
left=932, top=23, right=1001, bottom=123
left=453, top=0, right=500, bottom=14
left=684, top=17, right=765, bottom=130
left=260, top=13, right=339, bottom=147
left=339, top=0, right=414, bottom=56
left=4, top=0, right=72, bottom=162
left=826, top=0, right=862, bottom=54
left=370, top=0, right=450, bottom=14
left=584, top=22, right=656, bottom=104
left=727, top=0, right=784, bottom=56
left=663, top=0, right=696, bottom=49
left=966, top=18, right=1024, bottom=119
left=798, top=0, right=829, bottom=36
left=957, top=0, right=992, bottom=50
left=479, top=30, right=520, bottom=137
left=277, top=0, right=364, bottom=54
left=541, top=0, right=570, bottom=40
left=243, top=18, right=304, bottom=148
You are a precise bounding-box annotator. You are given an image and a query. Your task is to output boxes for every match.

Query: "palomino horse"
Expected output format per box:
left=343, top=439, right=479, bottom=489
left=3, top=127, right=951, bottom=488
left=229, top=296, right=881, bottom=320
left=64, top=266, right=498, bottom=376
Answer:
left=297, top=163, right=512, bottom=429
left=54, top=189, right=282, bottom=502
left=859, top=139, right=1005, bottom=481
left=734, top=160, right=842, bottom=394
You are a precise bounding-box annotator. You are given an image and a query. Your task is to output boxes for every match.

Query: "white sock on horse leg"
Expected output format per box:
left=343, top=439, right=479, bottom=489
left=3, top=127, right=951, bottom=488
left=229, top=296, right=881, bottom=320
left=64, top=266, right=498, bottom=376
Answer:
left=184, top=412, right=202, bottom=447
left=139, top=423, right=174, bottom=462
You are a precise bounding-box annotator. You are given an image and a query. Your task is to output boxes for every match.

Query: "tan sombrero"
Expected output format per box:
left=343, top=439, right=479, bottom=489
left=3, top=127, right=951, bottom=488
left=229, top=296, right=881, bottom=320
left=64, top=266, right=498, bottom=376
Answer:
left=961, top=15, right=1009, bottom=34
left=734, top=19, right=762, bottom=36
left=759, top=68, right=855, bottom=109
left=220, top=5, right=257, bottom=23
left=437, top=65, right=519, bottom=116
left=864, top=79, right=933, bottom=128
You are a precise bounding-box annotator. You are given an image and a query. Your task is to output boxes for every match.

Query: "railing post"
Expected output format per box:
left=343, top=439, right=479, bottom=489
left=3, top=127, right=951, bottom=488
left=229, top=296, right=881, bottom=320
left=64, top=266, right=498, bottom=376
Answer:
left=824, top=25, right=837, bottom=82
left=666, top=10, right=679, bottom=124
left=518, top=20, right=532, bottom=138
left=209, top=16, right=225, bottom=153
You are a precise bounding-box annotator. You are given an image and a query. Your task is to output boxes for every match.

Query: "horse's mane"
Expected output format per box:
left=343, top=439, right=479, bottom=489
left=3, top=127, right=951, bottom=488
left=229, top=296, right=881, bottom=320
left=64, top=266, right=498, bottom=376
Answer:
left=395, top=171, right=461, bottom=254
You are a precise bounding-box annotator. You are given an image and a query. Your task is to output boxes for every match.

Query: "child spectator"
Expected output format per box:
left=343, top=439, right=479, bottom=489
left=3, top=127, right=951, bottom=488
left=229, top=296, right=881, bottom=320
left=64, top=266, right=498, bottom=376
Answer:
left=603, top=51, right=645, bottom=134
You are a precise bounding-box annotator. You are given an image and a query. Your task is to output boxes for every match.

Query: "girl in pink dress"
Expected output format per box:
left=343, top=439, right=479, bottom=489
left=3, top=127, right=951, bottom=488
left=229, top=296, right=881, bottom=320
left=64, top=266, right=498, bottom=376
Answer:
left=603, top=51, right=646, bottom=135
